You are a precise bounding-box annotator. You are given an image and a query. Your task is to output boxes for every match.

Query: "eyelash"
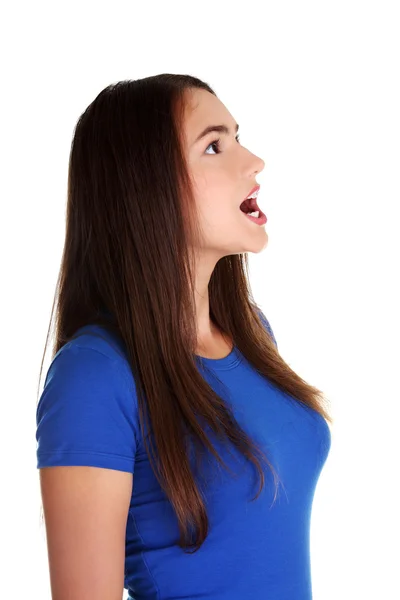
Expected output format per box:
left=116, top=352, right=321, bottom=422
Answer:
left=206, top=134, right=241, bottom=155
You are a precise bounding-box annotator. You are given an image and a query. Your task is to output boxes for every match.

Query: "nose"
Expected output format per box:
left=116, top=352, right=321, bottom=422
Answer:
left=255, top=155, right=265, bottom=174
left=247, top=152, right=265, bottom=177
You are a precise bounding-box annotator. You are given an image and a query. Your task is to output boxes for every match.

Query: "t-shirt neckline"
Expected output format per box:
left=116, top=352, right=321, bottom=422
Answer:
left=195, top=345, right=242, bottom=371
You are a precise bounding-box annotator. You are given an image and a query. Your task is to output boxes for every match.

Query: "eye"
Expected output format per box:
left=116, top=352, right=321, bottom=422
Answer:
left=205, top=138, right=221, bottom=155
left=205, top=134, right=241, bottom=155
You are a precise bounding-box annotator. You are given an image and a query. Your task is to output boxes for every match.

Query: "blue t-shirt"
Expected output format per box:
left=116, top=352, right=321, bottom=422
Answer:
left=36, top=312, right=331, bottom=600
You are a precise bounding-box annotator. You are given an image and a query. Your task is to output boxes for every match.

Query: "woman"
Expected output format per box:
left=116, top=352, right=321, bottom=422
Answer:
left=36, top=74, right=332, bottom=600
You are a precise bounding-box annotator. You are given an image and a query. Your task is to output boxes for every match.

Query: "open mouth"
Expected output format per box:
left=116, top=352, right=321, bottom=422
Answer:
left=239, top=197, right=267, bottom=225
left=240, top=197, right=260, bottom=217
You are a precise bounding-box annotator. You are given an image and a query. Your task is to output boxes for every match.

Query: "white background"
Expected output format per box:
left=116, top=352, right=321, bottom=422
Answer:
left=1, top=1, right=399, bottom=598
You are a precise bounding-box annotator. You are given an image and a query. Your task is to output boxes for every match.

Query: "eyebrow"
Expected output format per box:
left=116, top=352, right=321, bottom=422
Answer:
left=193, top=122, right=239, bottom=145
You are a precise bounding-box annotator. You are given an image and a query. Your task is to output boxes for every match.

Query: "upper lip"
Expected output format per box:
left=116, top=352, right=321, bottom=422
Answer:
left=242, top=184, right=260, bottom=203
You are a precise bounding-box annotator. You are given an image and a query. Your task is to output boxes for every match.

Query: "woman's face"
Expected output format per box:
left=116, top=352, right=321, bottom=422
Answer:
left=183, top=88, right=267, bottom=258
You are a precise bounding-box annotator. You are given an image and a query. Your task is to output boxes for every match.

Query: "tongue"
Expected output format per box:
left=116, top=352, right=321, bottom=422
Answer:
left=240, top=198, right=258, bottom=213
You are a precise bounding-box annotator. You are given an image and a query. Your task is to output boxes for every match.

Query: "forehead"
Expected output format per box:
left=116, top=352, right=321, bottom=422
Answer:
left=182, top=88, right=235, bottom=144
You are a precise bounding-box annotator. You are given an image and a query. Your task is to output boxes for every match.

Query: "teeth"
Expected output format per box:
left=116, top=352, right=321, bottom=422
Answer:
left=246, top=191, right=259, bottom=200
left=248, top=210, right=259, bottom=218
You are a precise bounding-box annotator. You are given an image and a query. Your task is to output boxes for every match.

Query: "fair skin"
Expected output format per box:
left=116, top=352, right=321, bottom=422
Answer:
left=183, top=88, right=266, bottom=355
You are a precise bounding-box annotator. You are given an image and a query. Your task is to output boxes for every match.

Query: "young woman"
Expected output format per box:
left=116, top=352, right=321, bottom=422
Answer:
left=36, top=74, right=332, bottom=600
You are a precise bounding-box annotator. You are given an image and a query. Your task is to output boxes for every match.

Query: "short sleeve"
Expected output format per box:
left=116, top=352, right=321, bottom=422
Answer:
left=257, top=309, right=278, bottom=349
left=36, top=345, right=139, bottom=473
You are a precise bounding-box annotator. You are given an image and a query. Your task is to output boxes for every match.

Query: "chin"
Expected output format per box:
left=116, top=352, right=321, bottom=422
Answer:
left=219, top=234, right=269, bottom=257
left=241, top=231, right=269, bottom=254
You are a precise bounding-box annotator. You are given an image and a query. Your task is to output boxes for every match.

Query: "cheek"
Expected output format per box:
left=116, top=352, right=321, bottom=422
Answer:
left=198, top=190, right=233, bottom=219
left=193, top=165, right=232, bottom=197
left=199, top=198, right=240, bottom=236
left=191, top=169, right=237, bottom=223
left=198, top=183, right=236, bottom=211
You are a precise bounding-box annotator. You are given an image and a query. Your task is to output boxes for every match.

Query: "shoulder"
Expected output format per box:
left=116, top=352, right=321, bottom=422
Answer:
left=38, top=324, right=139, bottom=427
left=36, top=324, right=140, bottom=473
left=255, top=307, right=278, bottom=348
left=45, top=324, right=133, bottom=387
left=57, top=324, right=127, bottom=363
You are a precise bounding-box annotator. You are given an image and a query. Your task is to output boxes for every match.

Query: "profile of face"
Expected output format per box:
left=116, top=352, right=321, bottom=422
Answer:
left=183, top=88, right=267, bottom=259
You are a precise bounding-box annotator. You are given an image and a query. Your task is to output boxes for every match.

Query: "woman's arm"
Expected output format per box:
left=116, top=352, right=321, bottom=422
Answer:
left=39, top=465, right=133, bottom=600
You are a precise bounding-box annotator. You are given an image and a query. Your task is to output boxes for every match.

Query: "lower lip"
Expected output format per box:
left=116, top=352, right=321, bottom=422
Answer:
left=242, top=208, right=267, bottom=226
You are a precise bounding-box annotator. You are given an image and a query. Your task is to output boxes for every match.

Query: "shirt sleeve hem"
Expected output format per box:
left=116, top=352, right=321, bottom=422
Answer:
left=37, top=450, right=135, bottom=474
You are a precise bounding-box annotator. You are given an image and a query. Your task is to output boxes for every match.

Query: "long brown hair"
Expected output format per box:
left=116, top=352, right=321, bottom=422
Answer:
left=37, top=74, right=332, bottom=553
